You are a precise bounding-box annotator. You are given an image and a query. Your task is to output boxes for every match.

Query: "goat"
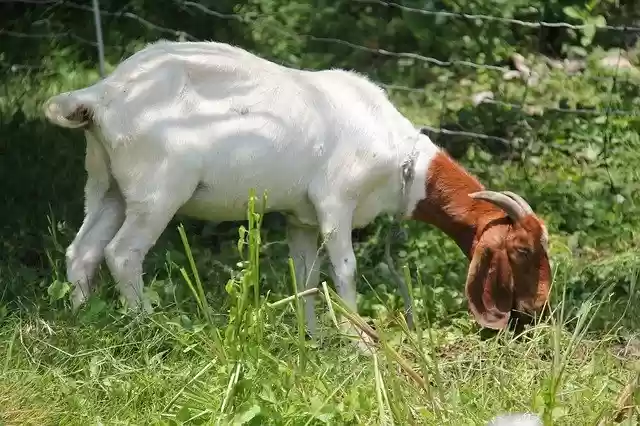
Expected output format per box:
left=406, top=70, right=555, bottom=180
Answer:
left=43, top=40, right=551, bottom=346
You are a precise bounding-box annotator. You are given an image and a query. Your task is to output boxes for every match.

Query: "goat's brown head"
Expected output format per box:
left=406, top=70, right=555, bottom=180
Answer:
left=464, top=191, right=551, bottom=330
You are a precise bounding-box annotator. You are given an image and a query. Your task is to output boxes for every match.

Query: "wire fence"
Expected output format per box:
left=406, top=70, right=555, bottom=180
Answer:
left=2, top=0, right=640, bottom=155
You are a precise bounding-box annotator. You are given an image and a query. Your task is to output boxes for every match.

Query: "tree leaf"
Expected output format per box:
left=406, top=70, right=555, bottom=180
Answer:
left=231, top=404, right=261, bottom=425
left=581, top=23, right=596, bottom=46
left=563, top=6, right=584, bottom=21
left=47, top=280, right=70, bottom=301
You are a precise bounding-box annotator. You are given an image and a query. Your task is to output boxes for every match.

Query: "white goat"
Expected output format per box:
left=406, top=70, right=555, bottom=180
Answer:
left=43, top=40, right=551, bottom=345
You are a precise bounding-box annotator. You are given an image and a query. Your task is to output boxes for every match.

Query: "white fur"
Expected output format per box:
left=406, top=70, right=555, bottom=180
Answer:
left=43, top=40, right=440, bottom=334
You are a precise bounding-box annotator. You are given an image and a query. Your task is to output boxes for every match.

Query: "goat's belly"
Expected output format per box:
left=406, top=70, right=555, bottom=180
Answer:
left=176, top=184, right=313, bottom=223
left=177, top=197, right=249, bottom=222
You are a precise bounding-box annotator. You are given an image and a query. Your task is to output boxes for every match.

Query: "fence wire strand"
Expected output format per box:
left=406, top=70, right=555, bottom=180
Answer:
left=355, top=0, right=640, bottom=33
left=1, top=0, right=638, bottom=152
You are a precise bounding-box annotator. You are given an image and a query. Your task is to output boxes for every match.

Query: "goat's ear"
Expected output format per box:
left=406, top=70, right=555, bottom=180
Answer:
left=464, top=244, right=514, bottom=330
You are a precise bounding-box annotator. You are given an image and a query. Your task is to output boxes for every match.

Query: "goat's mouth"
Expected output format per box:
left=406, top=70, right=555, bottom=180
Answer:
left=508, top=304, right=549, bottom=333
left=513, top=292, right=550, bottom=317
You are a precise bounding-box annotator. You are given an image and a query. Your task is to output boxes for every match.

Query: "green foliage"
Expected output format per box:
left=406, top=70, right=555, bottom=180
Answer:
left=0, top=202, right=638, bottom=425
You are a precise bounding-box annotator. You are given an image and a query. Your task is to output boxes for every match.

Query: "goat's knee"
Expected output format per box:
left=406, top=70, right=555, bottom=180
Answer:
left=321, top=231, right=358, bottom=311
left=103, top=240, right=126, bottom=277
left=332, top=253, right=356, bottom=280
left=104, top=241, right=147, bottom=311
left=65, top=244, right=104, bottom=309
left=330, top=252, right=357, bottom=309
left=66, top=245, right=90, bottom=308
left=64, top=190, right=126, bottom=310
left=311, top=199, right=363, bottom=344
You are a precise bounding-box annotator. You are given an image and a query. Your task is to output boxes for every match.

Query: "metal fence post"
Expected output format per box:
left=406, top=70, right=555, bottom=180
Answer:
left=91, top=0, right=106, bottom=77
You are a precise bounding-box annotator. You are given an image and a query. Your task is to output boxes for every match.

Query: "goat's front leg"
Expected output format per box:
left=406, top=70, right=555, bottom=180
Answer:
left=286, top=221, right=322, bottom=337
left=314, top=197, right=375, bottom=354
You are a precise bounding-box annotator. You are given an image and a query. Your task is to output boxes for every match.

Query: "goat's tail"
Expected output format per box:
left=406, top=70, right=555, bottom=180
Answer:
left=43, top=87, right=99, bottom=129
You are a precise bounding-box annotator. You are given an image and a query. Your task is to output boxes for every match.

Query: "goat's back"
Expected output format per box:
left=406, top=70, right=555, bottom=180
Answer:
left=45, top=40, right=429, bottom=225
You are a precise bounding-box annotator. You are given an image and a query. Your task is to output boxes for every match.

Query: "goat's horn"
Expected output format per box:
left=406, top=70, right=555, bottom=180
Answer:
left=469, top=191, right=526, bottom=221
left=501, top=191, right=534, bottom=216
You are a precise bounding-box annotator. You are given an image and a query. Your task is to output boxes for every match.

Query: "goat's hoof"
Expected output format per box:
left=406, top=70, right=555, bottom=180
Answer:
left=352, top=338, right=377, bottom=357
left=121, top=298, right=154, bottom=319
left=338, top=321, right=378, bottom=356
left=345, top=329, right=378, bottom=356
left=69, top=291, right=88, bottom=313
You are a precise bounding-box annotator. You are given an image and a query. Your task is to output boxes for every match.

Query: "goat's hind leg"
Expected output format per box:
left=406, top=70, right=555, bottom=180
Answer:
left=66, top=188, right=125, bottom=309
left=66, top=133, right=124, bottom=310
left=103, top=171, right=199, bottom=313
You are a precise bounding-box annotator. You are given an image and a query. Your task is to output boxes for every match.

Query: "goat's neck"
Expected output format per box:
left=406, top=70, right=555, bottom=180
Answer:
left=409, top=150, right=507, bottom=258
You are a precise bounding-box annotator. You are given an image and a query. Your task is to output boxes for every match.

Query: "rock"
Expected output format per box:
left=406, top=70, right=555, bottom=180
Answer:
left=599, top=54, right=636, bottom=70
left=503, top=70, right=523, bottom=80
left=486, top=413, right=543, bottom=426
left=472, top=91, right=494, bottom=106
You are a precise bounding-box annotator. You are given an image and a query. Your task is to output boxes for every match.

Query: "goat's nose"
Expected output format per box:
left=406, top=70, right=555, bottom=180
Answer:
left=524, top=298, right=549, bottom=317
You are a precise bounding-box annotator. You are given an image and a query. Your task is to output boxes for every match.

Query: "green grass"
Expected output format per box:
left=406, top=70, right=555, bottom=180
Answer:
left=0, top=197, right=638, bottom=426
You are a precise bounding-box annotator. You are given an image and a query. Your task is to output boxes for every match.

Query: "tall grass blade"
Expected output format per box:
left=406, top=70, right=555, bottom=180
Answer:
left=288, top=257, right=307, bottom=370
left=177, top=224, right=212, bottom=324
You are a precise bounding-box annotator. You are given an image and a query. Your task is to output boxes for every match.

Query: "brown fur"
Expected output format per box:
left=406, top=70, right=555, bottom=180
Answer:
left=411, top=151, right=551, bottom=330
